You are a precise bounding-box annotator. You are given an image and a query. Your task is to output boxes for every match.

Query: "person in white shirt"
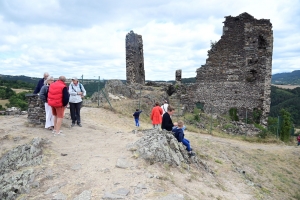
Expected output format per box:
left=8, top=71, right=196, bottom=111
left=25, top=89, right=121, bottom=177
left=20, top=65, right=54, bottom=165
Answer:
left=161, top=100, right=169, bottom=116
left=69, top=77, right=86, bottom=127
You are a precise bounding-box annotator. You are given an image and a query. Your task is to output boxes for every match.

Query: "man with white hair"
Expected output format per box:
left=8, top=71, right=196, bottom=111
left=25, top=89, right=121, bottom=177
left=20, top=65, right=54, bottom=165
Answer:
left=33, top=72, right=49, bottom=94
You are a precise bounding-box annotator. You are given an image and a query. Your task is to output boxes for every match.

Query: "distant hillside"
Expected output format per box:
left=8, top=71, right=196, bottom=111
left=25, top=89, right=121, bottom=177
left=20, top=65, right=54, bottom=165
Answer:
left=0, top=74, right=40, bottom=84
left=271, top=70, right=300, bottom=85
left=270, top=86, right=300, bottom=126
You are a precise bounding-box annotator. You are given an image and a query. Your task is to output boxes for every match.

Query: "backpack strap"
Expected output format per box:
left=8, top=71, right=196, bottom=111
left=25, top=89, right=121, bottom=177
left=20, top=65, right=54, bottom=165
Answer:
left=79, top=83, right=83, bottom=92
left=70, top=83, right=83, bottom=93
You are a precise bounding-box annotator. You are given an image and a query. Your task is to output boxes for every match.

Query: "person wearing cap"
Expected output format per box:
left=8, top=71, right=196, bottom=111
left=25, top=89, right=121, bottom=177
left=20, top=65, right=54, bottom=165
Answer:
left=161, top=100, right=169, bottom=116
left=33, top=72, right=49, bottom=94
left=69, top=77, right=86, bottom=127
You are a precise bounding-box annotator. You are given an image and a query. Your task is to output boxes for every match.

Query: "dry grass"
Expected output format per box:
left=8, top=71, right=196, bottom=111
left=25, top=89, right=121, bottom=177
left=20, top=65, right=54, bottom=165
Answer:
left=272, top=84, right=300, bottom=89
left=191, top=132, right=300, bottom=199
left=0, top=99, right=9, bottom=108
left=11, top=88, right=31, bottom=93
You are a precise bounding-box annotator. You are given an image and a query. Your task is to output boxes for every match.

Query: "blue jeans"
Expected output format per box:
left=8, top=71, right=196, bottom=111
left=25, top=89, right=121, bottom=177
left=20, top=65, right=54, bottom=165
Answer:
left=135, top=118, right=140, bottom=127
left=182, top=138, right=191, bottom=151
left=298, top=141, right=300, bottom=146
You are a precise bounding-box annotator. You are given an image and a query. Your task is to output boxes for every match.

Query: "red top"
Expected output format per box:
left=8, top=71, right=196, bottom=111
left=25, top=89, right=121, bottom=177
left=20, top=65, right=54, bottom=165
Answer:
left=48, top=80, right=66, bottom=107
left=150, top=106, right=163, bottom=125
left=297, top=135, right=300, bottom=142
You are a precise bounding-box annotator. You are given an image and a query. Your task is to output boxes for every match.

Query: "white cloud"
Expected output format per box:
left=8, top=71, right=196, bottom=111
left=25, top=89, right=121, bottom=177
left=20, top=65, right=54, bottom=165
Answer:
left=0, top=0, right=299, bottom=80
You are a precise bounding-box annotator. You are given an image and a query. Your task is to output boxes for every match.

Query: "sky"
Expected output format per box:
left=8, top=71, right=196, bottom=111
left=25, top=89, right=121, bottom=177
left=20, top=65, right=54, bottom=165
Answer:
left=0, top=0, right=299, bottom=81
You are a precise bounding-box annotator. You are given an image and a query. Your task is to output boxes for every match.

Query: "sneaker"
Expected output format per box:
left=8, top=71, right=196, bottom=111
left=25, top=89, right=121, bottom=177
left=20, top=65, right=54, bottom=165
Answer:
left=188, top=152, right=195, bottom=157
left=77, top=123, right=82, bottom=127
left=71, top=123, right=75, bottom=127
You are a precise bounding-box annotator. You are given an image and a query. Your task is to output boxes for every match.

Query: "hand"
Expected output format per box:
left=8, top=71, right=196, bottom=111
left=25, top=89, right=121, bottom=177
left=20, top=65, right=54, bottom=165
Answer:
left=81, top=95, right=84, bottom=99
left=77, top=92, right=83, bottom=95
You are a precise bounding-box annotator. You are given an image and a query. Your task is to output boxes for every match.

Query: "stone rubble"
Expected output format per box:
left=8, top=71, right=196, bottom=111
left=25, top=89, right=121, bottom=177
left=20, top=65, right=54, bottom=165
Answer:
left=128, top=129, right=208, bottom=171
left=73, top=190, right=92, bottom=200
left=0, top=138, right=44, bottom=200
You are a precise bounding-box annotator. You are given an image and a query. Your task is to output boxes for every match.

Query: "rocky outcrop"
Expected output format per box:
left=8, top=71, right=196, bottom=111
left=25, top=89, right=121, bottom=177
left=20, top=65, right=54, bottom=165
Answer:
left=128, top=129, right=209, bottom=172
left=0, top=138, right=44, bottom=200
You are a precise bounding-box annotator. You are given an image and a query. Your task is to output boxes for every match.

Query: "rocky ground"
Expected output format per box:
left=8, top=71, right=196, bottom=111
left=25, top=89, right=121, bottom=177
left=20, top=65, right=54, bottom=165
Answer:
left=0, top=107, right=300, bottom=200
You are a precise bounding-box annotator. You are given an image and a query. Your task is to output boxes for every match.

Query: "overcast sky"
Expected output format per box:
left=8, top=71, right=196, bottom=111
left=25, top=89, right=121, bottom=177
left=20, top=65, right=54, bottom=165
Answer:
left=0, top=0, right=299, bottom=80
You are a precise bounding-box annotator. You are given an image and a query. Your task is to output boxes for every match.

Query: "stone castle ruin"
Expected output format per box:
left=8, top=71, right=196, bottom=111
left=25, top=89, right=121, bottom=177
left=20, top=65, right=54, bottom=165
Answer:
left=183, top=13, right=273, bottom=125
left=126, top=30, right=145, bottom=85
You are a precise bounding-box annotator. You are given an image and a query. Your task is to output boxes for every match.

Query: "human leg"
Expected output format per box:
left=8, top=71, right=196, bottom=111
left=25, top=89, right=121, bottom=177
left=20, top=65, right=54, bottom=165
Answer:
left=52, top=107, right=57, bottom=133
left=54, top=107, right=65, bottom=134
left=135, top=119, right=139, bottom=127
left=182, top=138, right=191, bottom=151
left=75, top=102, right=82, bottom=124
left=45, top=102, right=53, bottom=129
left=69, top=103, right=76, bottom=124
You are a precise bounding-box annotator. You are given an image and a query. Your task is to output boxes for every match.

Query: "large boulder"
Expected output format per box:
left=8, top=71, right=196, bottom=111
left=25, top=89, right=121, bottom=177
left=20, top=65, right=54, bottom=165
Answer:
left=128, top=129, right=204, bottom=168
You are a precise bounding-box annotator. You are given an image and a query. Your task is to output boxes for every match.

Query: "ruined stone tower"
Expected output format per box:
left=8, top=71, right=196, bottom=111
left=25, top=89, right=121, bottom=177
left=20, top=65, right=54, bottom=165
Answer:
left=126, top=30, right=145, bottom=85
left=175, top=69, right=182, bottom=84
left=185, top=13, right=273, bottom=125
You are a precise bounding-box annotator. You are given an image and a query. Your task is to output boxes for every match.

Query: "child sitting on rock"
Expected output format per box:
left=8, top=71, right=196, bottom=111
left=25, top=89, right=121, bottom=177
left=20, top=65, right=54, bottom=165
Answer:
left=133, top=109, right=143, bottom=127
left=173, top=122, right=186, bottom=131
left=172, top=120, right=195, bottom=157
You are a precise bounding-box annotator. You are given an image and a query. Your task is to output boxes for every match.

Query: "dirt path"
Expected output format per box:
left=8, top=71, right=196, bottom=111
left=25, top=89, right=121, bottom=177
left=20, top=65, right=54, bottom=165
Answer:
left=1, top=107, right=299, bottom=200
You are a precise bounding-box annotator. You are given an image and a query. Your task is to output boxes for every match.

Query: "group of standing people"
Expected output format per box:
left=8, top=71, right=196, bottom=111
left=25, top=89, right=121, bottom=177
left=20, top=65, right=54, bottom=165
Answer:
left=35, top=72, right=86, bottom=136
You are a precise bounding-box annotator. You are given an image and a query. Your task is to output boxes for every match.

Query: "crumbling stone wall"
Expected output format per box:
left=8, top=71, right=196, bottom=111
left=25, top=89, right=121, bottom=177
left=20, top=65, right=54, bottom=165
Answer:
left=25, top=94, right=46, bottom=125
left=184, top=13, right=273, bottom=125
left=126, top=30, right=145, bottom=85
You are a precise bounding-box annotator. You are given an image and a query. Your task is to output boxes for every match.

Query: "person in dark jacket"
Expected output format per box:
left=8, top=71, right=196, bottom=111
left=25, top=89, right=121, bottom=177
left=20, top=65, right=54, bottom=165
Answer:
left=33, top=72, right=49, bottom=94
left=172, top=120, right=195, bottom=157
left=39, top=76, right=54, bottom=130
left=161, top=106, right=175, bottom=131
left=133, top=109, right=143, bottom=127
left=48, top=76, right=69, bottom=136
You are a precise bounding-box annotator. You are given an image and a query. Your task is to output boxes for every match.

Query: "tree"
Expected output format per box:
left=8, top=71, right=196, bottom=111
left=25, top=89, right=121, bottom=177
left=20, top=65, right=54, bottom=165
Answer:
left=6, top=91, right=29, bottom=111
left=279, top=109, right=292, bottom=142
